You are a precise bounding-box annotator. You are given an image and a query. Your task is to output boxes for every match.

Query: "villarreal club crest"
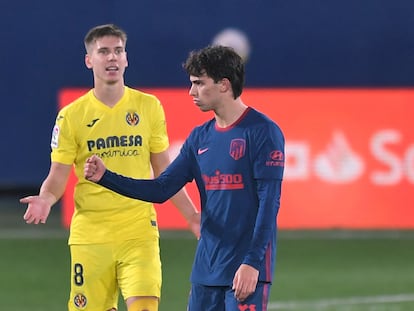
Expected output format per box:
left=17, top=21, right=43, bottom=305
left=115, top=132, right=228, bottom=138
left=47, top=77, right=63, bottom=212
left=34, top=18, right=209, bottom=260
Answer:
left=126, top=111, right=139, bottom=126
left=73, top=293, right=87, bottom=309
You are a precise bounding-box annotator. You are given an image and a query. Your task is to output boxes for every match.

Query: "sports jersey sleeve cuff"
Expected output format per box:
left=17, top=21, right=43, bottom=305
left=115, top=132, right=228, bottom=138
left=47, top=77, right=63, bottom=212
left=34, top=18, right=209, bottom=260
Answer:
left=242, top=258, right=261, bottom=271
left=97, top=170, right=118, bottom=190
left=97, top=170, right=110, bottom=185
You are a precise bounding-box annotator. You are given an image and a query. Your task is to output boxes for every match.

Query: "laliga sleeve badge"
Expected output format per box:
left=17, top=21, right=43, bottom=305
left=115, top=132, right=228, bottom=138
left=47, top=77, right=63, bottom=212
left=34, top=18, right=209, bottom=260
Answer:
left=51, top=124, right=60, bottom=148
left=73, top=293, right=87, bottom=309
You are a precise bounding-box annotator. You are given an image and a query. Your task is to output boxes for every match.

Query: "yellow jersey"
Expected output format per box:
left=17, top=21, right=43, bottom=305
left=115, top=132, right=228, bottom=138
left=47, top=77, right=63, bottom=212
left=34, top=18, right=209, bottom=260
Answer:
left=51, top=87, right=169, bottom=244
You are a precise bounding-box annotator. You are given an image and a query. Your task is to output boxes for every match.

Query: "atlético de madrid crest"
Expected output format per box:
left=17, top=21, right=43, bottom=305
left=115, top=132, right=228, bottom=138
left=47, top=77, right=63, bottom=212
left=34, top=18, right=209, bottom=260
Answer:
left=229, top=139, right=246, bottom=160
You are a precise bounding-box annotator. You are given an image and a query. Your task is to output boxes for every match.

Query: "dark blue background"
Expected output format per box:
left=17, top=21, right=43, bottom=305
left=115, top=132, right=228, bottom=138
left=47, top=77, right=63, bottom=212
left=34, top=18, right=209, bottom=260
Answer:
left=2, top=0, right=414, bottom=188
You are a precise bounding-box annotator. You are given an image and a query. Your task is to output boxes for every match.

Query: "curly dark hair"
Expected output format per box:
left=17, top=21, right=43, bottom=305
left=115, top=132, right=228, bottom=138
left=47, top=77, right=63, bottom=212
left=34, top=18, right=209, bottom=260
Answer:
left=183, top=45, right=245, bottom=99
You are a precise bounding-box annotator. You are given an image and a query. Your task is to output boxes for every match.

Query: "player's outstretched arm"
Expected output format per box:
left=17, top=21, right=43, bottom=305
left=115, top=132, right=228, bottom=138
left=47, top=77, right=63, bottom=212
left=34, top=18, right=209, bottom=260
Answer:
left=151, top=150, right=201, bottom=239
left=20, top=162, right=72, bottom=224
left=85, top=152, right=192, bottom=206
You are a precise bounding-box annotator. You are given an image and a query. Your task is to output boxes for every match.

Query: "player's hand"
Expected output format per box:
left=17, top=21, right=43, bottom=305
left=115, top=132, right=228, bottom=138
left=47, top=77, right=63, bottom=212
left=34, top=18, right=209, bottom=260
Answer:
left=188, top=212, right=201, bottom=239
left=232, top=264, right=259, bottom=302
left=19, top=195, right=52, bottom=224
left=84, top=155, right=106, bottom=182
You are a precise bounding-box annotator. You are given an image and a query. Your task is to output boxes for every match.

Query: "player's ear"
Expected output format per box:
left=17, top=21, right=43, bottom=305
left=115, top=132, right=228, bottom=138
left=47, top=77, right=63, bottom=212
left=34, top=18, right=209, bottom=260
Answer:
left=85, top=54, right=93, bottom=69
left=220, top=78, right=231, bottom=93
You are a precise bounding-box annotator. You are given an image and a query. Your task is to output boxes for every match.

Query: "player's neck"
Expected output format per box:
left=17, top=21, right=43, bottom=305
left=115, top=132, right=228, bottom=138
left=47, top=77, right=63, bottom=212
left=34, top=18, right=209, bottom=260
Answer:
left=93, top=81, right=125, bottom=108
left=215, top=99, right=247, bottom=128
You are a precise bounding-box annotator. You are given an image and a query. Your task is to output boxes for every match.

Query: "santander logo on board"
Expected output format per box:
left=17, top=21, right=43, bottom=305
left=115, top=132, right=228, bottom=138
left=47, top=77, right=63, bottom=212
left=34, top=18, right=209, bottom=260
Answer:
left=313, top=131, right=364, bottom=183
left=285, top=129, right=414, bottom=185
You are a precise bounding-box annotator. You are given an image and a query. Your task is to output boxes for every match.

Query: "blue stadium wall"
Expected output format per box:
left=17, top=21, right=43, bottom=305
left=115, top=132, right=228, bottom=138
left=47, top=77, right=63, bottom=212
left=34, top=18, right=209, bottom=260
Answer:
left=1, top=0, right=414, bottom=188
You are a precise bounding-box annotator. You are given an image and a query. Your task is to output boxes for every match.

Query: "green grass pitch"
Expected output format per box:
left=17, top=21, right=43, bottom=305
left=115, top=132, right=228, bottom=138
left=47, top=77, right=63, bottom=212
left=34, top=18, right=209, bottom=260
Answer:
left=1, top=230, right=414, bottom=311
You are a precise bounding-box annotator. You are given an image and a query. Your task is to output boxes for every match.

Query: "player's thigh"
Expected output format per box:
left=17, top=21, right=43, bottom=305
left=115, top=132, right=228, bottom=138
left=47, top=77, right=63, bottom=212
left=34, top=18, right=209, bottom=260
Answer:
left=117, top=237, right=162, bottom=299
left=225, top=282, right=272, bottom=311
left=68, top=244, right=118, bottom=311
left=187, top=283, right=226, bottom=311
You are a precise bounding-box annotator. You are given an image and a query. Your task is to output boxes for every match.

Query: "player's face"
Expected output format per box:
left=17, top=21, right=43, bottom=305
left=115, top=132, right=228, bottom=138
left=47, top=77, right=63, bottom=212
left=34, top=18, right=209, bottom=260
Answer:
left=188, top=74, right=224, bottom=112
left=85, top=35, right=128, bottom=85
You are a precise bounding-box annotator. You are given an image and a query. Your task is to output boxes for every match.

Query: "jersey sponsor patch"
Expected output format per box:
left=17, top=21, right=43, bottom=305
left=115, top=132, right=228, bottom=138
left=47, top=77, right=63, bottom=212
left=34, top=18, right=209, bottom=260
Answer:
left=51, top=124, right=60, bottom=148
left=266, top=150, right=284, bottom=167
left=203, top=171, right=244, bottom=190
left=73, top=293, right=87, bottom=309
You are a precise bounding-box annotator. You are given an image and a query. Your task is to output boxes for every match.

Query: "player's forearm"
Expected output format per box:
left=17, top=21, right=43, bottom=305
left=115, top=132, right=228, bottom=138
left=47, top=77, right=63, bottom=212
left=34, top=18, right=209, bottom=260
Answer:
left=38, top=177, right=66, bottom=206
left=36, top=162, right=72, bottom=207
left=99, top=170, right=176, bottom=203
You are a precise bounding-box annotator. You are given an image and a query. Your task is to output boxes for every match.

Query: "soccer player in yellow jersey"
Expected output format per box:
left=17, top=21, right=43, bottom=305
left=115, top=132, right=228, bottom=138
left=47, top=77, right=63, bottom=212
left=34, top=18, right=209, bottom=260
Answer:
left=19, top=24, right=200, bottom=311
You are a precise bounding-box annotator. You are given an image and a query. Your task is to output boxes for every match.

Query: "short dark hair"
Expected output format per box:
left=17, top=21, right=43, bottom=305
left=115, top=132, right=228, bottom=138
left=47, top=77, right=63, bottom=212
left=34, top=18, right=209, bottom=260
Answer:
left=84, top=24, right=127, bottom=52
left=183, top=45, right=245, bottom=99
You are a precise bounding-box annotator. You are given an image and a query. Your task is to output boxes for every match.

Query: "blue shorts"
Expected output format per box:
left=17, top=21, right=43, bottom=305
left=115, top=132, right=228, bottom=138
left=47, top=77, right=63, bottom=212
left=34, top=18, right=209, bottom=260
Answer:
left=187, top=282, right=271, bottom=311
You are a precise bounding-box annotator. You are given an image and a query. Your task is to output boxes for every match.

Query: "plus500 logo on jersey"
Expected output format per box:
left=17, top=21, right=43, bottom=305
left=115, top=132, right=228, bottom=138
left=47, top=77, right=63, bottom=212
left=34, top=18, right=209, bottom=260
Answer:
left=202, top=171, right=244, bottom=190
